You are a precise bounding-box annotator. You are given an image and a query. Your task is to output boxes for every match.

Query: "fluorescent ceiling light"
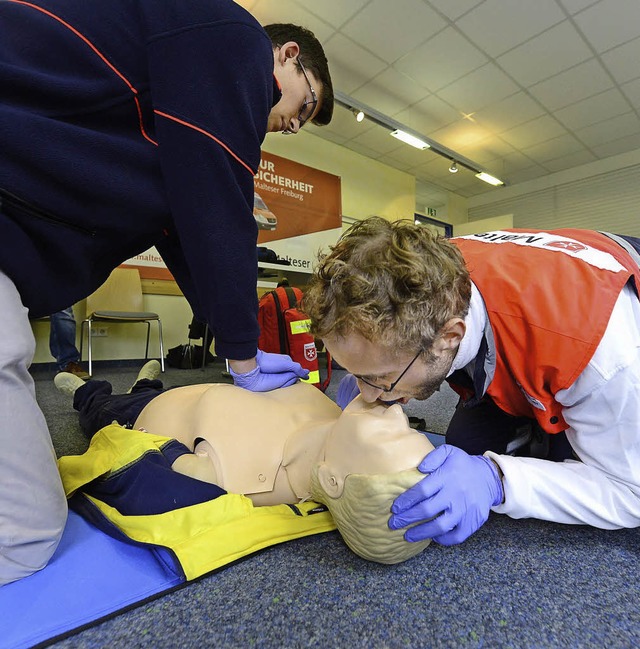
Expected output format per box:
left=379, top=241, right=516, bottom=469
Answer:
left=390, top=129, right=430, bottom=150
left=335, top=91, right=506, bottom=187
left=475, top=172, right=504, bottom=186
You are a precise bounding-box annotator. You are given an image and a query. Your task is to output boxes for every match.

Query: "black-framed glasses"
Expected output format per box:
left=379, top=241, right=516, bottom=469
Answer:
left=283, top=57, right=318, bottom=134
left=354, top=350, right=422, bottom=394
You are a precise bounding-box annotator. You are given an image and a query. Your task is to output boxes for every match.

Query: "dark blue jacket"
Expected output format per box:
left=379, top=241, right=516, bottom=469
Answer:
left=0, top=0, right=280, bottom=360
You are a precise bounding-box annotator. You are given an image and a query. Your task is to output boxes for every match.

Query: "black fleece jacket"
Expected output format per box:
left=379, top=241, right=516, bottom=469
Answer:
left=0, top=0, right=280, bottom=360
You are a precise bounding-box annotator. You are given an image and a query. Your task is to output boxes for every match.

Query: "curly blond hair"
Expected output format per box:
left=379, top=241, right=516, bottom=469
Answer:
left=303, top=217, right=471, bottom=354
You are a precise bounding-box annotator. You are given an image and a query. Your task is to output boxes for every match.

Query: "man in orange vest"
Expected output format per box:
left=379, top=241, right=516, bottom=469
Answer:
left=304, top=217, right=640, bottom=546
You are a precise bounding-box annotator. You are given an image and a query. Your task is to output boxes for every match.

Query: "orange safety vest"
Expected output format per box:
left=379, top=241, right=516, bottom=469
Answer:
left=451, top=229, right=640, bottom=433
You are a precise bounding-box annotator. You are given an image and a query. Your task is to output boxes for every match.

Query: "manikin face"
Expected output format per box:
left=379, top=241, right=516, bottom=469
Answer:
left=267, top=42, right=322, bottom=134
left=323, top=329, right=462, bottom=404
left=317, top=396, right=434, bottom=498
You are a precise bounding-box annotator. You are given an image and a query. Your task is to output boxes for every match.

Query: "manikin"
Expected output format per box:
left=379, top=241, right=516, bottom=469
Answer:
left=60, top=372, right=434, bottom=564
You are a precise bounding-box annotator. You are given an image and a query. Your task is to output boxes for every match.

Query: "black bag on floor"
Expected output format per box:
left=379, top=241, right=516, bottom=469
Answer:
left=166, top=344, right=214, bottom=369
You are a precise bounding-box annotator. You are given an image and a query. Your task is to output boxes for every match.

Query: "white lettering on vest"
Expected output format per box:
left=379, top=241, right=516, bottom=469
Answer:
left=457, top=231, right=626, bottom=273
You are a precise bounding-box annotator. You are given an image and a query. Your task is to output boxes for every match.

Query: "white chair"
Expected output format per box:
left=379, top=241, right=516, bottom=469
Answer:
left=79, top=268, right=165, bottom=377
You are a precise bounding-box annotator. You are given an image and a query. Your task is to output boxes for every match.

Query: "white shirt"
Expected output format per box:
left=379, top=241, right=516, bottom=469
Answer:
left=458, top=281, right=640, bottom=528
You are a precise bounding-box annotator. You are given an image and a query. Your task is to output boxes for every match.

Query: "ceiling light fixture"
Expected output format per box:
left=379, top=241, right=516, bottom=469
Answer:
left=390, top=129, right=430, bottom=150
left=352, top=108, right=365, bottom=122
left=475, top=172, right=504, bottom=186
left=334, top=91, right=505, bottom=188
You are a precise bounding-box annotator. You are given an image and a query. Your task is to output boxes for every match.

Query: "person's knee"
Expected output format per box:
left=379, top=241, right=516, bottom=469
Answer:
left=446, top=400, right=528, bottom=455
left=0, top=313, right=35, bottom=372
left=0, top=274, right=35, bottom=362
left=0, top=497, right=67, bottom=585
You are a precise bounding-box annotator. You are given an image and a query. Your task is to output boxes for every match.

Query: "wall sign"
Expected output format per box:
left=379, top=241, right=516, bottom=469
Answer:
left=123, top=151, right=342, bottom=282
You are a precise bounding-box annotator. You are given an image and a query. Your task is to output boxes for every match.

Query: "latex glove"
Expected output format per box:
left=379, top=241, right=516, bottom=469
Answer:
left=230, top=349, right=309, bottom=392
left=336, top=373, right=361, bottom=409
left=388, top=444, right=503, bottom=546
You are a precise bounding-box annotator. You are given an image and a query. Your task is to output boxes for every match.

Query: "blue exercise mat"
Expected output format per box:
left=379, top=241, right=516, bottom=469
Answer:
left=0, top=426, right=444, bottom=649
left=0, top=510, right=183, bottom=649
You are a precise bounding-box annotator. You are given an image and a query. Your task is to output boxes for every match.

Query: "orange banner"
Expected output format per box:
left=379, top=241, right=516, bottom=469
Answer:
left=123, top=151, right=342, bottom=280
left=254, top=151, right=341, bottom=244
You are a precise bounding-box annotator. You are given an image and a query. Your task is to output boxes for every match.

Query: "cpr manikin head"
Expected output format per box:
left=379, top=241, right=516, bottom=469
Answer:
left=311, top=396, right=434, bottom=564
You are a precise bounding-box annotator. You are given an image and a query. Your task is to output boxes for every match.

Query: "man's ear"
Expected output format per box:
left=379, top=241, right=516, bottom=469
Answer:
left=433, top=318, right=466, bottom=353
left=276, top=41, right=300, bottom=65
left=317, top=462, right=344, bottom=499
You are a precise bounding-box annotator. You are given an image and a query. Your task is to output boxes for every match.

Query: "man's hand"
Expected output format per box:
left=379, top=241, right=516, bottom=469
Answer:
left=230, top=349, right=309, bottom=392
left=388, top=444, right=504, bottom=546
left=336, top=373, right=361, bottom=409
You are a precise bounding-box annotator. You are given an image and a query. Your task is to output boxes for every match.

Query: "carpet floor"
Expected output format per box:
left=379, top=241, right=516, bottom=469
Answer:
left=29, top=360, right=640, bottom=649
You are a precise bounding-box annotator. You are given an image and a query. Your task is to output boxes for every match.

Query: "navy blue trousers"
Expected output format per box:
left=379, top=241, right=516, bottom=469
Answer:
left=445, top=396, right=574, bottom=460
left=73, top=379, right=166, bottom=439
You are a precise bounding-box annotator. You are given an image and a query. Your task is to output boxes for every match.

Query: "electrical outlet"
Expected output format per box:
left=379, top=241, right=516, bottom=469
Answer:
left=91, top=327, right=109, bottom=337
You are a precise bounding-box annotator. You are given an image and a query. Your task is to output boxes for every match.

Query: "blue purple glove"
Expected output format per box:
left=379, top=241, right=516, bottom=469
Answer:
left=336, top=373, right=361, bottom=409
left=388, top=444, right=504, bottom=546
left=230, top=349, right=309, bottom=392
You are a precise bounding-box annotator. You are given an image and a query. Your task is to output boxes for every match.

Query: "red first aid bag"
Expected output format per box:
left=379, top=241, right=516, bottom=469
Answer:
left=258, top=285, right=331, bottom=391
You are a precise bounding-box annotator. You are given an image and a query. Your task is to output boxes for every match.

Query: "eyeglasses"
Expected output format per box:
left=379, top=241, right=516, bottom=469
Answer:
left=283, top=57, right=318, bottom=134
left=354, top=350, right=422, bottom=394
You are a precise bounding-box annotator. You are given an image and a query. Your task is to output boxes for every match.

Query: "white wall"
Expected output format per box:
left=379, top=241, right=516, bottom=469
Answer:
left=468, top=149, right=640, bottom=236
left=453, top=214, right=513, bottom=236
left=31, top=294, right=193, bottom=365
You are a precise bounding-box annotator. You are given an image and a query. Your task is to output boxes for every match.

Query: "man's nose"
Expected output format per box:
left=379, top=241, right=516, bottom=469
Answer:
left=287, top=116, right=300, bottom=133
left=356, top=379, right=385, bottom=403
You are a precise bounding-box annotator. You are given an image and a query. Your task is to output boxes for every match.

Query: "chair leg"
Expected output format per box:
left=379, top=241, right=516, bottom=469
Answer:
left=79, top=320, right=85, bottom=362
left=79, top=319, right=93, bottom=377
left=201, top=327, right=209, bottom=371
left=157, top=320, right=165, bottom=372
left=144, top=322, right=151, bottom=360
left=87, top=320, right=93, bottom=377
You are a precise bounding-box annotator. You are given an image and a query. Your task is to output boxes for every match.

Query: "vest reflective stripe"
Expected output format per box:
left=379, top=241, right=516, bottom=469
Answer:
left=452, top=229, right=640, bottom=433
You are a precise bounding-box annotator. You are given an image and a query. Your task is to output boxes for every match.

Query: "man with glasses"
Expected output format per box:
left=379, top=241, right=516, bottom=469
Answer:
left=303, top=217, right=640, bottom=549
left=0, top=0, right=333, bottom=584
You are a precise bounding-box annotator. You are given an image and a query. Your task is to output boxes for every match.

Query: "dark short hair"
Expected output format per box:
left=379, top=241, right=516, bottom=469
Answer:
left=264, top=23, right=334, bottom=126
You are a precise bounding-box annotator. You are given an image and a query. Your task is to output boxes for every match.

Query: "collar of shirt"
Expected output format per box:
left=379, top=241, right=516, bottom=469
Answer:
left=447, top=281, right=487, bottom=377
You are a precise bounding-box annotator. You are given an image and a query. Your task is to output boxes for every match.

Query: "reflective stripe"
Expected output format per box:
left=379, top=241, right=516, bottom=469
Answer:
left=290, top=319, right=311, bottom=335
left=301, top=371, right=320, bottom=385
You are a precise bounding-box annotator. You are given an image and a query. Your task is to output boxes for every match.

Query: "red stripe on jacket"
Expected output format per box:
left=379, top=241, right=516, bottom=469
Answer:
left=154, top=110, right=257, bottom=176
left=7, top=0, right=157, bottom=145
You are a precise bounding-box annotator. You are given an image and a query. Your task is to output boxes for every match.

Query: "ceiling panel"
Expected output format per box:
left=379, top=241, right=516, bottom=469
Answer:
left=527, top=59, right=612, bottom=110
left=393, top=28, right=487, bottom=92
left=436, top=63, right=520, bottom=114
left=496, top=21, right=593, bottom=87
left=601, top=37, right=640, bottom=85
left=456, top=0, right=566, bottom=57
left=572, top=0, right=640, bottom=53
left=521, top=133, right=585, bottom=164
left=341, top=0, right=447, bottom=64
left=352, top=69, right=430, bottom=116
left=554, top=88, right=633, bottom=131
left=236, top=0, right=640, bottom=203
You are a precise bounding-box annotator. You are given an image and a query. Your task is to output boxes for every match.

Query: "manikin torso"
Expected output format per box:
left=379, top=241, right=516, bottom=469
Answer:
left=134, top=382, right=341, bottom=505
left=134, top=382, right=433, bottom=507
